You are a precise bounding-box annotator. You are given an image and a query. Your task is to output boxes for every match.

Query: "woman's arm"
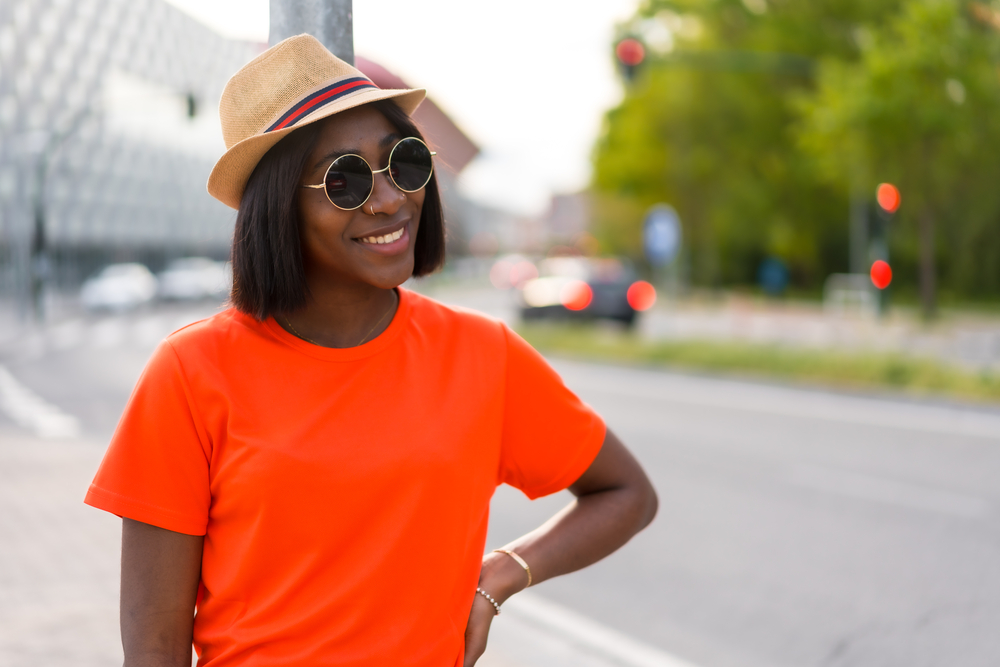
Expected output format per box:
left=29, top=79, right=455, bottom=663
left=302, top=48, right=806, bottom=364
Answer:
left=121, top=518, right=204, bottom=667
left=463, top=429, right=658, bottom=666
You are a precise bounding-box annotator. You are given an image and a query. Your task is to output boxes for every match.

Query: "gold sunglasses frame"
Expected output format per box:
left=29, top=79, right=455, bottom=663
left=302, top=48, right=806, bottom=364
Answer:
left=302, top=137, right=437, bottom=211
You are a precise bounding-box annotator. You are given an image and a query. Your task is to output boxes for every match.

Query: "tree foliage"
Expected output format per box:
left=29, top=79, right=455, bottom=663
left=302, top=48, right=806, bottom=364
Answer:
left=591, top=0, right=1000, bottom=312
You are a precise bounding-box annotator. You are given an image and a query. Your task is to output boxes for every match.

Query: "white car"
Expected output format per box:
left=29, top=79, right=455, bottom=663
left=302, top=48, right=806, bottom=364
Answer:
left=157, top=257, right=231, bottom=301
left=81, top=263, right=158, bottom=311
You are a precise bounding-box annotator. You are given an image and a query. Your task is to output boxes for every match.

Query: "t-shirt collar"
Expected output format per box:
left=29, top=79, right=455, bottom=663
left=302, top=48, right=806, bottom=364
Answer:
left=260, top=287, right=411, bottom=361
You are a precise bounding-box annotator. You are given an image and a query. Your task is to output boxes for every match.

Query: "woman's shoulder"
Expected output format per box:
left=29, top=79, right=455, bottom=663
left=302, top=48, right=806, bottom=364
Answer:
left=162, top=307, right=262, bottom=358
left=404, top=288, right=510, bottom=342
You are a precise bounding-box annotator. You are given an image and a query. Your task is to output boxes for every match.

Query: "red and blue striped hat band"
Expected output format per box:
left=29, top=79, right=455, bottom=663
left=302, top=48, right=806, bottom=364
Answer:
left=265, top=76, right=380, bottom=133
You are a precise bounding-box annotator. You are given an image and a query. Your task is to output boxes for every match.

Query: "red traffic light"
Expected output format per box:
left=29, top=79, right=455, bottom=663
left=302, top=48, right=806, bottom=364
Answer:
left=616, top=38, right=645, bottom=67
left=876, top=183, right=901, bottom=214
left=870, top=260, right=892, bottom=290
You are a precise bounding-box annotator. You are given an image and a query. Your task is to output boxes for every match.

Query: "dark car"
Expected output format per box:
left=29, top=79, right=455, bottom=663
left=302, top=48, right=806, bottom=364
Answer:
left=518, top=257, right=656, bottom=326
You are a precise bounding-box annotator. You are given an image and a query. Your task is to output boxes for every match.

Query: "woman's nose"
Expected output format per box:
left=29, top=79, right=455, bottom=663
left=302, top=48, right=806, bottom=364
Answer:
left=368, top=170, right=406, bottom=216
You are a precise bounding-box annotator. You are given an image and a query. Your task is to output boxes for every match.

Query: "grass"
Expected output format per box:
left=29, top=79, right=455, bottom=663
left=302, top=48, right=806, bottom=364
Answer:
left=517, top=322, right=1000, bottom=405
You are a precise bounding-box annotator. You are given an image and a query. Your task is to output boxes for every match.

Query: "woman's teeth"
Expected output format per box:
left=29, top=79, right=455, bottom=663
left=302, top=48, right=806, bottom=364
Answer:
left=361, top=228, right=404, bottom=245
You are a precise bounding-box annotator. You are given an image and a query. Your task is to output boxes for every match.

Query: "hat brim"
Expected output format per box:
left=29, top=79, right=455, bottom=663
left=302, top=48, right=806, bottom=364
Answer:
left=208, top=87, right=426, bottom=210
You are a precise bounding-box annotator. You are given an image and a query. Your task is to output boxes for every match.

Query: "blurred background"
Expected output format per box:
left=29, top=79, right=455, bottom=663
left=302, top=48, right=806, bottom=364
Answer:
left=2, top=1, right=1000, bottom=666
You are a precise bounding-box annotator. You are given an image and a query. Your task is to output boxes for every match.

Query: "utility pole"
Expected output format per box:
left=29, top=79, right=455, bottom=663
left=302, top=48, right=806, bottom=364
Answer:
left=269, top=0, right=354, bottom=64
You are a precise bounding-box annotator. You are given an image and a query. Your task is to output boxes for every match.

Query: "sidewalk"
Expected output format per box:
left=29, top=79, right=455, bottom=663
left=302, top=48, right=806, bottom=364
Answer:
left=0, top=427, right=121, bottom=667
left=638, top=295, right=1000, bottom=372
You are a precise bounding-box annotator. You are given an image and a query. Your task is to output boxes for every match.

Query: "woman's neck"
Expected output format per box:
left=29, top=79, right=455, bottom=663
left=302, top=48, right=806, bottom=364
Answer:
left=279, top=282, right=399, bottom=349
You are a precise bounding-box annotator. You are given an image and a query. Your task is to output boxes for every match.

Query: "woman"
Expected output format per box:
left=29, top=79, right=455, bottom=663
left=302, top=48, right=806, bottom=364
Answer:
left=85, top=35, right=657, bottom=667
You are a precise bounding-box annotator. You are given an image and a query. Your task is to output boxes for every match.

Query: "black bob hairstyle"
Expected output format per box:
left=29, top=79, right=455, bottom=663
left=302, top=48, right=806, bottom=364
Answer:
left=230, top=99, right=445, bottom=321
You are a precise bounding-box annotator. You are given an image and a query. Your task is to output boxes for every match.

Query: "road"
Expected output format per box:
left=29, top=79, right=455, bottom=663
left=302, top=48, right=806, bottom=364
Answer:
left=1, top=294, right=999, bottom=667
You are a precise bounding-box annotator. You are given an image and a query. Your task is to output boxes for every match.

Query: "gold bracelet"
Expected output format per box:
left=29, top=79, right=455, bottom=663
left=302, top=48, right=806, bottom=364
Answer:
left=493, top=549, right=532, bottom=588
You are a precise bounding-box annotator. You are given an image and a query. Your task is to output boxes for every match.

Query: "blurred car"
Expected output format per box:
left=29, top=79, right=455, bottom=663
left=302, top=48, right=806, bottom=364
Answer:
left=518, top=257, right=656, bottom=327
left=157, top=257, right=231, bottom=301
left=80, top=263, right=158, bottom=311
left=489, top=254, right=538, bottom=290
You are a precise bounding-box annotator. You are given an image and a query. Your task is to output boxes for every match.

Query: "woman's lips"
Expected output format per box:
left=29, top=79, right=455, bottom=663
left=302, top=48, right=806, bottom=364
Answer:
left=354, top=222, right=410, bottom=255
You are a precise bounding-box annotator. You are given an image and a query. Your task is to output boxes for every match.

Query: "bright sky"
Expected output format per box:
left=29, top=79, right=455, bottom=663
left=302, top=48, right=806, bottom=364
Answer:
left=163, top=0, right=639, bottom=215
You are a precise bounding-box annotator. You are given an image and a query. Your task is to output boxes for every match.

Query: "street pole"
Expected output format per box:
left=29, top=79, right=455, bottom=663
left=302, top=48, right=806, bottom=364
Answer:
left=269, top=0, right=354, bottom=64
left=29, top=109, right=91, bottom=322
left=849, top=187, right=868, bottom=275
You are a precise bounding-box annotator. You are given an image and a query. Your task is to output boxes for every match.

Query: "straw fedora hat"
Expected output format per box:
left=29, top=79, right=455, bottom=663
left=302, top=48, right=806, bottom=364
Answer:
left=207, top=34, right=426, bottom=209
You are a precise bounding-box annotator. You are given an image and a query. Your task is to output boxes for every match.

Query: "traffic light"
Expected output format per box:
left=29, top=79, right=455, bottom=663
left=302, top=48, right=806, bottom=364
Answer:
left=616, top=38, right=645, bottom=82
left=870, top=259, right=892, bottom=290
left=870, top=183, right=899, bottom=316
left=876, top=183, right=900, bottom=215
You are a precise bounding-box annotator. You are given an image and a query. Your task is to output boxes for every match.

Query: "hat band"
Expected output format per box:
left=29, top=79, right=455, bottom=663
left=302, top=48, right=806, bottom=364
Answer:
left=265, top=76, right=379, bottom=133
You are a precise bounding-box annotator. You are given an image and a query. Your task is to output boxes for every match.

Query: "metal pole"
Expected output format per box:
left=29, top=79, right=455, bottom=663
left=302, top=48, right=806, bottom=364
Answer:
left=269, top=0, right=354, bottom=64
left=29, top=152, right=50, bottom=322
left=29, top=109, right=92, bottom=322
left=849, top=187, right=868, bottom=275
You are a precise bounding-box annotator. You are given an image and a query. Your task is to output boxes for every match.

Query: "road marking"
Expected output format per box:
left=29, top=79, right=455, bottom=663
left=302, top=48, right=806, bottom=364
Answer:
left=789, top=465, right=991, bottom=518
left=0, top=364, right=80, bottom=439
left=552, top=359, right=1000, bottom=440
left=502, top=592, right=700, bottom=667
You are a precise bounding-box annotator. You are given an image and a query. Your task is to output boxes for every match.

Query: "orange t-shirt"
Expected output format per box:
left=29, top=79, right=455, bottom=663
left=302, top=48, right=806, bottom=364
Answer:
left=85, top=288, right=605, bottom=667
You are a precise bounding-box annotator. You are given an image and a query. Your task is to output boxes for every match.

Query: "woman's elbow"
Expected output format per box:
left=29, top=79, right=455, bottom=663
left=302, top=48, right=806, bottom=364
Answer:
left=635, top=475, right=658, bottom=531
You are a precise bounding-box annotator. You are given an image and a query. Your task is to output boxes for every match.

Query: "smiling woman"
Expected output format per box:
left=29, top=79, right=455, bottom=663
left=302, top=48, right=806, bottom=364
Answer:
left=83, top=34, right=657, bottom=667
left=231, top=98, right=444, bottom=327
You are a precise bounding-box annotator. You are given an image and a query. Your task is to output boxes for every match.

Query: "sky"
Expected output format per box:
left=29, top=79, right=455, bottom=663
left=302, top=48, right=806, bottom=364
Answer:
left=163, top=0, right=639, bottom=215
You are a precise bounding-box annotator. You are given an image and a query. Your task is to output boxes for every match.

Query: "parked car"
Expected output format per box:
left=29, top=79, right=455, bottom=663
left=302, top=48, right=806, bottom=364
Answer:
left=80, top=263, right=158, bottom=311
left=518, top=257, right=656, bottom=326
left=158, top=257, right=231, bottom=301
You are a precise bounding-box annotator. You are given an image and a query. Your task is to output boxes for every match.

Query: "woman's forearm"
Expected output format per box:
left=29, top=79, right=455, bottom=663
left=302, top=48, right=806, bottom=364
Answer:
left=478, top=429, right=658, bottom=603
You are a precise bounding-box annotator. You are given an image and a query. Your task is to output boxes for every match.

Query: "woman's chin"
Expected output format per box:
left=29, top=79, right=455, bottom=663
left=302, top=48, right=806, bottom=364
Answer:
left=366, top=260, right=416, bottom=291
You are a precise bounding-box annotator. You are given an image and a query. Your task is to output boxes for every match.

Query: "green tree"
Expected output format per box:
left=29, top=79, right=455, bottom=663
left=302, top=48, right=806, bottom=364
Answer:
left=799, top=0, right=1000, bottom=316
left=593, top=0, right=896, bottom=286
left=592, top=0, right=1000, bottom=312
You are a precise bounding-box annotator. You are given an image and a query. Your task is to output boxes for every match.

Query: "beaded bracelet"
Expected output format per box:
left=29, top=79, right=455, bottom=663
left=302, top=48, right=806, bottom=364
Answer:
left=476, top=587, right=502, bottom=616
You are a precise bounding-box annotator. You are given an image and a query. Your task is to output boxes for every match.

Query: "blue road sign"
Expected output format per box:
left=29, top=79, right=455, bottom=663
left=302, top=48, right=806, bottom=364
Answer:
left=644, top=204, right=681, bottom=267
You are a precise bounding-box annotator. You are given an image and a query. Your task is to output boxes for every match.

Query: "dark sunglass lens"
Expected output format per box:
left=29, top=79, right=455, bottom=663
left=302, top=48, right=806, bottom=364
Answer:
left=325, top=155, right=373, bottom=209
left=389, top=139, right=433, bottom=192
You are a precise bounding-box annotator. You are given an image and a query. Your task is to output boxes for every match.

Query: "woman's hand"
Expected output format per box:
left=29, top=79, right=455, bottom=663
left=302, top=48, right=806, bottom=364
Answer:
left=462, top=593, right=495, bottom=667
left=463, top=550, right=531, bottom=666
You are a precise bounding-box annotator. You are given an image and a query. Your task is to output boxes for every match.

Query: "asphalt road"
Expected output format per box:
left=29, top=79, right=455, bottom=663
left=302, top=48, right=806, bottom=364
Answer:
left=2, top=296, right=999, bottom=667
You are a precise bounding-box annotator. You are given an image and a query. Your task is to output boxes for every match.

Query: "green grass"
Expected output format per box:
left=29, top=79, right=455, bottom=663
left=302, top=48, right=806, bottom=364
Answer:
left=517, top=322, right=1000, bottom=404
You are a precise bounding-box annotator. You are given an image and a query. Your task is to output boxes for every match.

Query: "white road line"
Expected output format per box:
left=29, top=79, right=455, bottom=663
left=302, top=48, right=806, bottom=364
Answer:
left=502, top=593, right=700, bottom=667
left=0, top=364, right=80, bottom=439
left=552, top=359, right=1000, bottom=440
left=789, top=465, right=992, bottom=518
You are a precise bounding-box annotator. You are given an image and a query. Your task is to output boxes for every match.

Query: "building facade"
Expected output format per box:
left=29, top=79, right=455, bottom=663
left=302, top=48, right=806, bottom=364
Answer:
left=0, top=0, right=258, bottom=302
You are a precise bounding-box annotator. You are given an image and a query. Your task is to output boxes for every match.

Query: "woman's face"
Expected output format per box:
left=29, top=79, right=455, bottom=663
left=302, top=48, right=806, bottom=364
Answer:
left=297, top=105, right=425, bottom=291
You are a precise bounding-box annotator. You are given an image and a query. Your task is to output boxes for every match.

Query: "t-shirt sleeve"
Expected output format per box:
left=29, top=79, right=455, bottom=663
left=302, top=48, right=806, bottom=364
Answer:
left=498, top=325, right=606, bottom=499
left=84, top=339, right=212, bottom=535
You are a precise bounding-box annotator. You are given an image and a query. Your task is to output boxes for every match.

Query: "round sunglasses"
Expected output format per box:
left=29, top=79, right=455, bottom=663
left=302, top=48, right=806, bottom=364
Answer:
left=302, top=137, right=436, bottom=211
